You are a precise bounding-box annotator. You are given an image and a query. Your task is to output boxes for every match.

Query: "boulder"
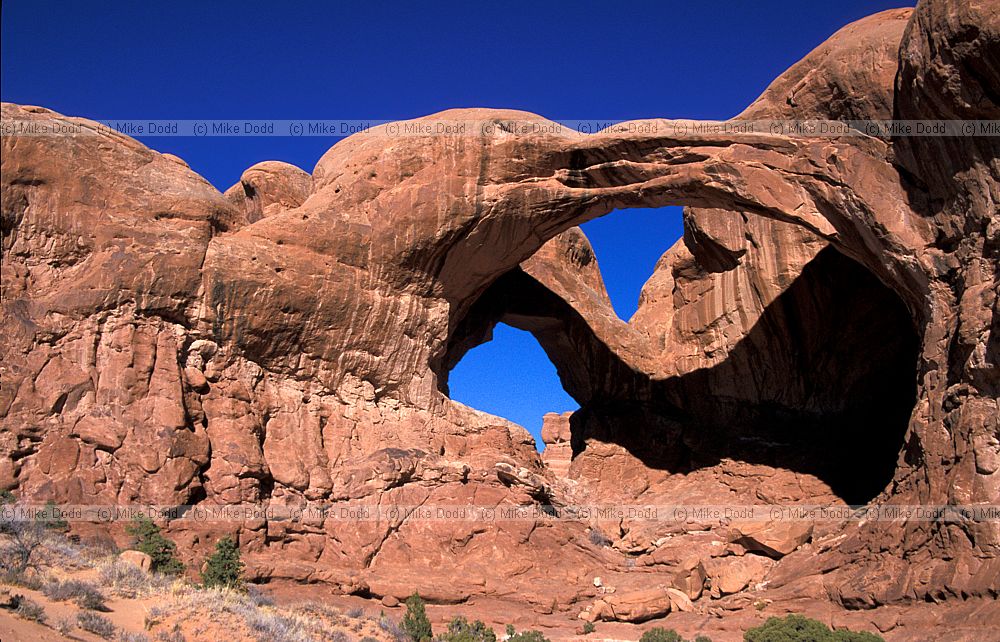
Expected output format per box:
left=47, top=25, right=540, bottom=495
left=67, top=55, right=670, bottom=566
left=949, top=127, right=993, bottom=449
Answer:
left=601, top=587, right=673, bottom=622
left=712, top=556, right=773, bottom=596
left=729, top=522, right=813, bottom=559
left=119, top=550, right=153, bottom=572
left=664, top=587, right=694, bottom=612
left=672, top=556, right=708, bottom=600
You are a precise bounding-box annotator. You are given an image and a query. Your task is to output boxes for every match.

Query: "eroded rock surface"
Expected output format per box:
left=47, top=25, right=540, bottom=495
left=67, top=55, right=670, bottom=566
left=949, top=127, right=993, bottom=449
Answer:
left=2, top=1, right=998, bottom=638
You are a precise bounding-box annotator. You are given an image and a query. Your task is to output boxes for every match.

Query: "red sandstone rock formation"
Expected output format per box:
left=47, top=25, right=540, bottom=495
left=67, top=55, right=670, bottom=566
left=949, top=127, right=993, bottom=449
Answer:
left=540, top=412, right=573, bottom=479
left=2, top=1, right=998, bottom=637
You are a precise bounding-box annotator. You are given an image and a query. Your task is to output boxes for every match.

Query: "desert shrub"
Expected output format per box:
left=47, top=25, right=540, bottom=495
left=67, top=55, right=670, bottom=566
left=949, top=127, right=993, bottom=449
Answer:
left=246, top=584, right=275, bottom=607
left=348, top=605, right=366, bottom=618
left=439, top=615, right=496, bottom=642
left=505, top=627, right=550, bottom=642
left=201, top=536, right=244, bottom=590
left=381, top=613, right=408, bottom=641
left=588, top=528, right=612, bottom=547
left=154, top=623, right=187, bottom=642
left=37, top=535, right=87, bottom=569
left=99, top=557, right=165, bottom=598
left=0, top=509, right=45, bottom=576
left=582, top=621, right=596, bottom=634
left=239, top=605, right=312, bottom=642
left=56, top=617, right=75, bottom=635
left=744, top=615, right=884, bottom=642
left=402, top=592, right=433, bottom=642
left=97, top=558, right=174, bottom=598
left=694, top=637, right=714, bottom=642
left=126, top=515, right=184, bottom=575
left=42, top=578, right=107, bottom=610
left=78, top=611, right=117, bottom=637
left=13, top=595, right=46, bottom=623
left=294, top=600, right=338, bottom=621
left=119, top=632, right=151, bottom=642
left=640, top=629, right=684, bottom=642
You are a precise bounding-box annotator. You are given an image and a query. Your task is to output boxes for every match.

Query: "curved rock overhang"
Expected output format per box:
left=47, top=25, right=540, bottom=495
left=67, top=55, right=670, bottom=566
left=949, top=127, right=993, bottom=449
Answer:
left=444, top=229, right=920, bottom=505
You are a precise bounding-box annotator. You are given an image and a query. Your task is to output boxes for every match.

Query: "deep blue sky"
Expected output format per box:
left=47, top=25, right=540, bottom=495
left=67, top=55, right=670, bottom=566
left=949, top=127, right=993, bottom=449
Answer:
left=2, top=0, right=911, bottom=446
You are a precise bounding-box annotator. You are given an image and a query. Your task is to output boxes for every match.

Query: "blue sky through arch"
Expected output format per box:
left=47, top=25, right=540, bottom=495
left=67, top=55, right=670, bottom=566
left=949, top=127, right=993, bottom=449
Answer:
left=448, top=206, right=685, bottom=445
left=448, top=324, right=579, bottom=448
left=581, top=206, right=686, bottom=321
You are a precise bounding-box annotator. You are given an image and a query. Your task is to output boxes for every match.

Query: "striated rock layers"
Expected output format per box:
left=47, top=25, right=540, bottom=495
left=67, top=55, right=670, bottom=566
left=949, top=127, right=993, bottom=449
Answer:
left=2, top=0, right=998, bottom=634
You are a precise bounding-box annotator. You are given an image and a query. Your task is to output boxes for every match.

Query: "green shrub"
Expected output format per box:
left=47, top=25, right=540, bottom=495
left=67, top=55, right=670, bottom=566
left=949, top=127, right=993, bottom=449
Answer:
left=582, top=621, right=596, bottom=634
left=640, top=629, right=684, bottom=642
left=201, top=536, right=244, bottom=589
left=635, top=630, right=712, bottom=642
left=744, top=615, right=884, bottom=642
left=505, top=627, right=550, bottom=642
left=439, top=616, right=496, bottom=642
left=125, top=515, right=184, bottom=575
left=402, top=592, right=433, bottom=642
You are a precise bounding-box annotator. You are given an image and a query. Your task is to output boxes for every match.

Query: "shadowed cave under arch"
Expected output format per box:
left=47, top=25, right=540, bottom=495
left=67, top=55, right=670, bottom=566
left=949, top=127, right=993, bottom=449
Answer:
left=441, top=240, right=920, bottom=506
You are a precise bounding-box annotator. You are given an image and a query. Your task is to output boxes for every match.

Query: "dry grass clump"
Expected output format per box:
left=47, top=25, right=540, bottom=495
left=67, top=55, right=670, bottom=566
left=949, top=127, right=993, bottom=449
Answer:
left=77, top=610, right=117, bottom=637
left=13, top=594, right=46, bottom=623
left=162, top=586, right=378, bottom=642
left=3, top=523, right=403, bottom=642
left=97, top=556, right=176, bottom=598
left=41, top=576, right=107, bottom=610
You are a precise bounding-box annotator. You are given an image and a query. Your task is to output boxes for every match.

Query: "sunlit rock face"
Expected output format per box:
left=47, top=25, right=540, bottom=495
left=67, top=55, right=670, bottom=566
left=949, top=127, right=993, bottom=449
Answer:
left=2, top=0, right=998, bottom=629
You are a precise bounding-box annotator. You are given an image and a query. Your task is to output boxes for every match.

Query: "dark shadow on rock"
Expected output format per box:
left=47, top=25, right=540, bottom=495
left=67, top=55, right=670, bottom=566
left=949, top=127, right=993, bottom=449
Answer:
left=444, top=245, right=920, bottom=505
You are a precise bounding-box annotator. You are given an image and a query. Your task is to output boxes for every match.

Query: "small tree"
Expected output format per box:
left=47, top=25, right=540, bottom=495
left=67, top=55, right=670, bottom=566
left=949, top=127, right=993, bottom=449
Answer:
left=125, top=515, right=184, bottom=575
left=0, top=508, right=44, bottom=577
left=439, top=616, right=496, bottom=642
left=201, top=536, right=244, bottom=589
left=401, top=592, right=433, bottom=642
left=640, top=629, right=684, bottom=642
left=744, top=615, right=883, bottom=642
